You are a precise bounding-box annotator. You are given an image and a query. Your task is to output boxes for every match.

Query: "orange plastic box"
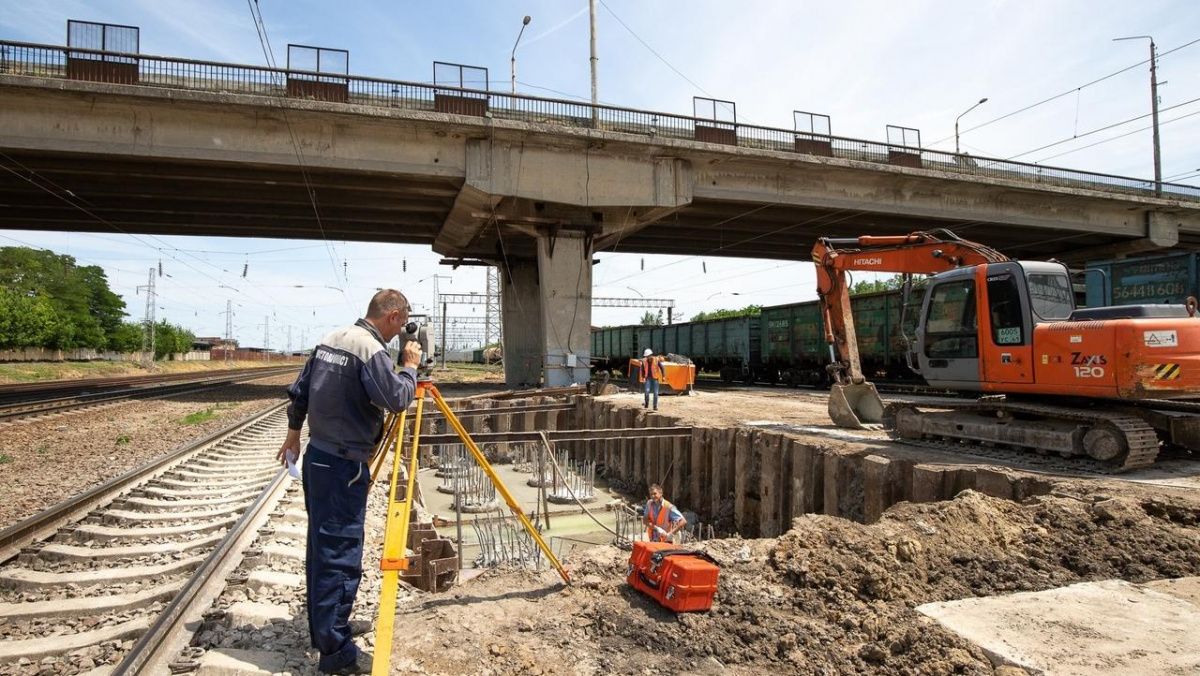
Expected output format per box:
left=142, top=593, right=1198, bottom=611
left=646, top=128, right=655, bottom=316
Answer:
left=626, top=541, right=720, bottom=612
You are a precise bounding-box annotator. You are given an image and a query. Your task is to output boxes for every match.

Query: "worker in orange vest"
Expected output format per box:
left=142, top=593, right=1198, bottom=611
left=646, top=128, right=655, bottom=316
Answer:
left=641, top=348, right=662, bottom=410
left=644, top=483, right=687, bottom=542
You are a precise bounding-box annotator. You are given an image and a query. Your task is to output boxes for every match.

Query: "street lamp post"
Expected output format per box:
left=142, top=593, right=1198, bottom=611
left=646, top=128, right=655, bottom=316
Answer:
left=1114, top=35, right=1161, bottom=196
left=955, top=97, right=988, bottom=155
left=510, top=15, right=531, bottom=95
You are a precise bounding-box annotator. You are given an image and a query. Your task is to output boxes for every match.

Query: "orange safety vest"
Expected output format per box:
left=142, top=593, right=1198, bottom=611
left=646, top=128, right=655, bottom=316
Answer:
left=646, top=498, right=674, bottom=542
left=640, top=356, right=662, bottom=381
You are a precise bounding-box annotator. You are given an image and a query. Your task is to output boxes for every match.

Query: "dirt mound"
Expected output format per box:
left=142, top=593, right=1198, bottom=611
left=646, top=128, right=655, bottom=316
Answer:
left=389, top=490, right=1200, bottom=675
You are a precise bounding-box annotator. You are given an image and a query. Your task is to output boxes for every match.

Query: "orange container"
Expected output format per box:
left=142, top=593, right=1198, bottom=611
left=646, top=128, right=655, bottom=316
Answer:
left=626, top=541, right=720, bottom=612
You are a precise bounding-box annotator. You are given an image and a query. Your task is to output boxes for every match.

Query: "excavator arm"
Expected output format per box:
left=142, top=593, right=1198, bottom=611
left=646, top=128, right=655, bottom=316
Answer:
left=813, top=229, right=1008, bottom=427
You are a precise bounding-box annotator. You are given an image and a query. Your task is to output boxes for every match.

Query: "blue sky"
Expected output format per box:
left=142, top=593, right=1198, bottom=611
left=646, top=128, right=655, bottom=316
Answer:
left=2, top=0, right=1199, bottom=348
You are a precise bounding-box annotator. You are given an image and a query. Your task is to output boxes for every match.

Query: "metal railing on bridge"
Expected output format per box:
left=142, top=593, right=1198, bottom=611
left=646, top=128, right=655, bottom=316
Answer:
left=2, top=38, right=1197, bottom=202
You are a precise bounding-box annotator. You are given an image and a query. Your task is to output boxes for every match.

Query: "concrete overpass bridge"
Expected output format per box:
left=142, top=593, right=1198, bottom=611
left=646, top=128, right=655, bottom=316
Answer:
left=3, top=38, right=1200, bottom=386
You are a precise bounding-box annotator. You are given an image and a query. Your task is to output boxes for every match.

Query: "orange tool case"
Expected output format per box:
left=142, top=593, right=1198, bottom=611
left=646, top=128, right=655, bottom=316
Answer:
left=626, top=541, right=720, bottom=612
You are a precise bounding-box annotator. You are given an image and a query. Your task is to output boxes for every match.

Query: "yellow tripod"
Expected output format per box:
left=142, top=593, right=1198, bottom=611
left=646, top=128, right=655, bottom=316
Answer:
left=369, top=378, right=570, bottom=675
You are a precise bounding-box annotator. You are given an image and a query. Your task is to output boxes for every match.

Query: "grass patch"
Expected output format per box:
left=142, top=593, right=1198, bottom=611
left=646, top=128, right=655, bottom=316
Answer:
left=115, top=434, right=131, bottom=446
left=0, top=453, right=12, bottom=464
left=180, top=408, right=219, bottom=425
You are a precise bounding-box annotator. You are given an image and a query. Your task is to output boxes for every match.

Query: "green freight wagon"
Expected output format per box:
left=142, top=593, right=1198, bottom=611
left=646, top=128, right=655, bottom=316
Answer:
left=1085, top=251, right=1199, bottom=307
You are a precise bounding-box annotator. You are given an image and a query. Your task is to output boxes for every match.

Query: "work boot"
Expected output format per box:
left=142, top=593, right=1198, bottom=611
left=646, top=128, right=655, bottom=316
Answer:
left=349, top=619, right=372, bottom=636
left=322, top=650, right=373, bottom=675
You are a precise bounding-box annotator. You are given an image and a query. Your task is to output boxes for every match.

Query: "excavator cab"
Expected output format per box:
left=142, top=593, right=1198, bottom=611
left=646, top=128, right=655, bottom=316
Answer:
left=912, top=261, right=1073, bottom=389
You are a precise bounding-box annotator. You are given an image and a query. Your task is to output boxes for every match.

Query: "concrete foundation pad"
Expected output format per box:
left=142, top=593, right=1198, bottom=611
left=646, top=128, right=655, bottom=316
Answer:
left=225, top=601, right=292, bottom=629
left=246, top=569, right=302, bottom=590
left=0, top=580, right=183, bottom=619
left=0, top=617, right=150, bottom=661
left=917, top=578, right=1200, bottom=675
left=196, top=648, right=288, bottom=676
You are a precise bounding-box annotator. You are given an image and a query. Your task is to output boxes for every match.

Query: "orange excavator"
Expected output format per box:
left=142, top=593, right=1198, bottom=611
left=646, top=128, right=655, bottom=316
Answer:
left=814, top=229, right=1200, bottom=470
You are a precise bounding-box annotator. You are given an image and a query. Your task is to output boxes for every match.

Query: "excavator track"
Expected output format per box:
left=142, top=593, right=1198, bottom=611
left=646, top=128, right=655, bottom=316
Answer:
left=882, top=399, right=1161, bottom=473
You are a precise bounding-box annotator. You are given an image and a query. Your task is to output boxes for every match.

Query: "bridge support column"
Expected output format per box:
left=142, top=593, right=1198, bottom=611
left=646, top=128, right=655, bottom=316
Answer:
left=499, top=233, right=593, bottom=388
left=501, top=259, right=542, bottom=388
left=537, top=233, right=593, bottom=387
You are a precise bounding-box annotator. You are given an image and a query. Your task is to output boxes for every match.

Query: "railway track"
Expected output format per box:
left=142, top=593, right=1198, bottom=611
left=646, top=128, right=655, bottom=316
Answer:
left=0, top=401, right=300, bottom=674
left=0, top=366, right=298, bottom=423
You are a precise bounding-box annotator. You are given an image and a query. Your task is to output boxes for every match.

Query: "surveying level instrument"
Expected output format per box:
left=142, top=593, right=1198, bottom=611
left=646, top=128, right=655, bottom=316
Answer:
left=369, top=376, right=570, bottom=675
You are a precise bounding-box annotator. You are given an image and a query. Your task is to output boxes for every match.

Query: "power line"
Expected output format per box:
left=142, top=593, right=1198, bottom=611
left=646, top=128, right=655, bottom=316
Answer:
left=933, top=35, right=1200, bottom=147
left=1032, top=107, right=1200, bottom=166
left=244, top=0, right=354, bottom=312
left=597, top=0, right=712, bottom=99
left=1002, top=96, right=1200, bottom=162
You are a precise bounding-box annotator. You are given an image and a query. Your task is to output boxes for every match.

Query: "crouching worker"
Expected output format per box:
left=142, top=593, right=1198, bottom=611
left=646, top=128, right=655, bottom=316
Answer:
left=644, top=483, right=687, bottom=543
left=277, top=289, right=423, bottom=674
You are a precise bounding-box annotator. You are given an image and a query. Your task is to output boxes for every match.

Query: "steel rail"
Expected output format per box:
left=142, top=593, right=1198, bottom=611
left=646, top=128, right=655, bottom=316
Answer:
left=0, top=365, right=294, bottom=398
left=0, top=400, right=288, bottom=563
left=0, top=366, right=297, bottom=422
left=113, top=466, right=291, bottom=675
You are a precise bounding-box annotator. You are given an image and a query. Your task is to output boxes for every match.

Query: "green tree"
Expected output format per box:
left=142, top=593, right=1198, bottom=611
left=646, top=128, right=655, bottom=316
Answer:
left=109, top=322, right=145, bottom=353
left=691, top=304, right=762, bottom=322
left=153, top=320, right=197, bottom=359
left=0, top=289, right=61, bottom=349
left=850, top=274, right=929, bottom=296
left=639, top=310, right=663, bottom=326
left=0, top=247, right=120, bottom=349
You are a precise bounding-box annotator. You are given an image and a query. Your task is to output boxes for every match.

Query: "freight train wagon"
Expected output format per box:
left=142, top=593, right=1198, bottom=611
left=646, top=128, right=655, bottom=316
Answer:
left=756, top=289, right=916, bottom=386
left=590, top=289, right=919, bottom=386
left=635, top=316, right=760, bottom=381
left=590, top=324, right=640, bottom=372
left=1085, top=251, right=1200, bottom=307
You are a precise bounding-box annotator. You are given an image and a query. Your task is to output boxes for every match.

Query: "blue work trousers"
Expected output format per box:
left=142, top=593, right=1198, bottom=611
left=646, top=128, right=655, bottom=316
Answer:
left=643, top=377, right=659, bottom=409
left=302, top=444, right=370, bottom=672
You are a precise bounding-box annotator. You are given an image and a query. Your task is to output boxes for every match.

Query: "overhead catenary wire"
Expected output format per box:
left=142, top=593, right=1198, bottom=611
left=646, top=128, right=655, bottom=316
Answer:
left=1001, top=95, right=1200, bottom=163
left=931, top=35, right=1200, bottom=147
left=1031, top=108, right=1200, bottom=166
left=244, top=0, right=354, bottom=312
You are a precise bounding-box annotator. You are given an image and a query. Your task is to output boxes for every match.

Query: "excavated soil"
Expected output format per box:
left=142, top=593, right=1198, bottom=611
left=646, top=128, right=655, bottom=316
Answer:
left=386, top=490, right=1200, bottom=675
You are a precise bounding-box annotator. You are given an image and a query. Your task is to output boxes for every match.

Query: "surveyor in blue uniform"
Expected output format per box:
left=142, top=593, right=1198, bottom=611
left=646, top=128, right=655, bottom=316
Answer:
left=278, top=289, right=422, bottom=675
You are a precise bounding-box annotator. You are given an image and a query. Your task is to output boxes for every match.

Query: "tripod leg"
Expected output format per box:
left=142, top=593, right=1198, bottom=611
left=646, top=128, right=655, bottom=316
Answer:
left=372, top=388, right=427, bottom=676
left=428, top=384, right=571, bottom=584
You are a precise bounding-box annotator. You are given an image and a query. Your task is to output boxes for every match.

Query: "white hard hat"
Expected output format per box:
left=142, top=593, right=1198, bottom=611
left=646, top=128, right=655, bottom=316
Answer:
left=643, top=348, right=653, bottom=357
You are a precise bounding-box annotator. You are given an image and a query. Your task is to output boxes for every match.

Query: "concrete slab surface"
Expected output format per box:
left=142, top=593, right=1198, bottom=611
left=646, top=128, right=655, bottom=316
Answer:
left=917, top=578, right=1200, bottom=675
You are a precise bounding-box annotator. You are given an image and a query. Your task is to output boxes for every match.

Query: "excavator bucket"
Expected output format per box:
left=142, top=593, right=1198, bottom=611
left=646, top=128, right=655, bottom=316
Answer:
left=828, top=382, right=885, bottom=429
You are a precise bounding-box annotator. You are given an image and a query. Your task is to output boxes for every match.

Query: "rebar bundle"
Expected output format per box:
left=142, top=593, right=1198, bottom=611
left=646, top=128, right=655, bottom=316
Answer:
left=436, top=446, right=498, bottom=512
left=470, top=509, right=544, bottom=569
left=434, top=444, right=469, bottom=478
left=546, top=453, right=597, bottom=504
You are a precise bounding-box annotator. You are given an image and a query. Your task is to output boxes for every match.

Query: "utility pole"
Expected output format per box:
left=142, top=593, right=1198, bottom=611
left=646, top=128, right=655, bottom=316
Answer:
left=264, top=315, right=270, bottom=363
left=136, top=267, right=156, bottom=365
left=431, top=274, right=452, bottom=368
left=287, top=325, right=292, bottom=354
left=1114, top=35, right=1162, bottom=195
left=220, top=299, right=233, bottom=363
left=484, top=267, right=501, bottom=361
left=589, top=0, right=599, bottom=125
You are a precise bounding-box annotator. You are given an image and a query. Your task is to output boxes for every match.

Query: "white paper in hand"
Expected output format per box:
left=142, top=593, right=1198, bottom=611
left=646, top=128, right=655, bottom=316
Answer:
left=286, top=449, right=301, bottom=479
